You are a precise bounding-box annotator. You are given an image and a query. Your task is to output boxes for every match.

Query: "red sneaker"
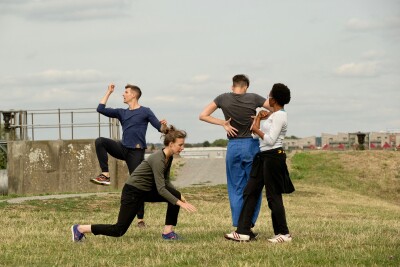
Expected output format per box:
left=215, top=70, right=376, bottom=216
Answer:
left=90, top=174, right=110, bottom=185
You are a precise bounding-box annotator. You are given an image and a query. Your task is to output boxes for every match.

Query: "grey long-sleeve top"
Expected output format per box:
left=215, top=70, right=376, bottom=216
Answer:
left=125, top=149, right=179, bottom=204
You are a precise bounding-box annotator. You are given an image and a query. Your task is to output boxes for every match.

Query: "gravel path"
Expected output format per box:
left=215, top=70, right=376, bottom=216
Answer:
left=0, top=192, right=114, bottom=204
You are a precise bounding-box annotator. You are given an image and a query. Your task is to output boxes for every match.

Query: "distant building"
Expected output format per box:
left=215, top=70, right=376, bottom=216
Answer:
left=321, top=131, right=400, bottom=150
left=322, top=132, right=351, bottom=149
left=284, top=136, right=317, bottom=150
left=144, top=131, right=400, bottom=157
left=368, top=132, right=400, bottom=149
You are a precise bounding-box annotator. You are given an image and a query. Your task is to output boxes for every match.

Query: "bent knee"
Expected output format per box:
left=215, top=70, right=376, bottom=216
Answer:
left=113, top=228, right=128, bottom=237
left=95, top=137, right=107, bottom=145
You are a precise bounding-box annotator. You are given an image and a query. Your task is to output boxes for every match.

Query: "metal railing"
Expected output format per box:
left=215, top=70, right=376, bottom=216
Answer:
left=0, top=141, right=6, bottom=154
left=0, top=108, right=121, bottom=141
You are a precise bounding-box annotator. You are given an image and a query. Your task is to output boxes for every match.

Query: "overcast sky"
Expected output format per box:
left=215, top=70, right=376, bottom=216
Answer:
left=1, top=0, right=399, bottom=143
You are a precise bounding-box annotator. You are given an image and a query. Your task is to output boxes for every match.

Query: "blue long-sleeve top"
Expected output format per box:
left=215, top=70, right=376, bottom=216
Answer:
left=97, top=104, right=162, bottom=149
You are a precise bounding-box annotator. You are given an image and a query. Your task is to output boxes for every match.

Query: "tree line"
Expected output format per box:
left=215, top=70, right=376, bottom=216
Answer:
left=148, top=138, right=229, bottom=151
left=148, top=136, right=300, bottom=151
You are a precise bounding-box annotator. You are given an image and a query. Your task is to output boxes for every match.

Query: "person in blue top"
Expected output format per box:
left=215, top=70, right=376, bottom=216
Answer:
left=91, top=83, right=166, bottom=228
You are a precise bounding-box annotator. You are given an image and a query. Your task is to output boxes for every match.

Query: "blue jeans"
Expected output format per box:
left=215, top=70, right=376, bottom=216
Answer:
left=226, top=138, right=261, bottom=227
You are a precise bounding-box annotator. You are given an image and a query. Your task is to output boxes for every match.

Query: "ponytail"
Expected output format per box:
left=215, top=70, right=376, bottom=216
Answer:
left=161, top=125, right=187, bottom=146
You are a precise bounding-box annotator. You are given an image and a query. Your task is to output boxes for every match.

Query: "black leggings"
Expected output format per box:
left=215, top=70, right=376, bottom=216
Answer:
left=237, top=161, right=290, bottom=236
left=95, top=137, right=145, bottom=174
left=91, top=184, right=181, bottom=237
left=95, top=137, right=145, bottom=219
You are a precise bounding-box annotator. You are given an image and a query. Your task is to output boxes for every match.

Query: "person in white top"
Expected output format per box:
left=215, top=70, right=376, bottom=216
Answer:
left=225, top=83, right=295, bottom=243
left=257, top=107, right=287, bottom=151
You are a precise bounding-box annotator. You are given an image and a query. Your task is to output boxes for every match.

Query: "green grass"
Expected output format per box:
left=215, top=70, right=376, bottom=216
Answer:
left=0, top=151, right=399, bottom=266
left=170, top=159, right=185, bottom=181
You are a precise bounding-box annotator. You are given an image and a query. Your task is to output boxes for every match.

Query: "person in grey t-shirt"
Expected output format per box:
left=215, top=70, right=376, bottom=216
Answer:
left=199, top=74, right=271, bottom=231
left=71, top=125, right=197, bottom=242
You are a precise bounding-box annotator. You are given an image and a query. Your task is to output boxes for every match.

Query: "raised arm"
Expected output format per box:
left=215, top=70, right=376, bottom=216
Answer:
left=96, top=83, right=120, bottom=118
left=262, top=99, right=274, bottom=112
left=199, top=101, right=238, bottom=137
left=100, top=83, right=115, bottom=105
left=250, top=110, right=272, bottom=138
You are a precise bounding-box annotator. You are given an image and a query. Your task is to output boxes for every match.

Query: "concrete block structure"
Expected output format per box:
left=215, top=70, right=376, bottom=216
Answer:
left=7, top=140, right=130, bottom=195
left=179, top=147, right=227, bottom=159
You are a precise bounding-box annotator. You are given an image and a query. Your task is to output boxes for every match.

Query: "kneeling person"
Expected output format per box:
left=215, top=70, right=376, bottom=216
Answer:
left=71, top=125, right=197, bottom=241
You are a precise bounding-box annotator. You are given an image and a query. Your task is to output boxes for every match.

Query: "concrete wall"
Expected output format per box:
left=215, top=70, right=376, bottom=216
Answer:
left=7, top=140, right=130, bottom=195
left=180, top=147, right=227, bottom=159
left=0, top=169, right=7, bottom=195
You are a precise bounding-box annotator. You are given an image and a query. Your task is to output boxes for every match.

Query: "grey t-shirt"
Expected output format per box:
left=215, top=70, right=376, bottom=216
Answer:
left=126, top=149, right=178, bottom=204
left=214, top=92, right=266, bottom=138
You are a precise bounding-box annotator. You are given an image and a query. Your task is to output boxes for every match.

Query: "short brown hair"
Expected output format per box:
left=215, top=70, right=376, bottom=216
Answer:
left=232, top=74, right=250, bottom=88
left=125, top=84, right=142, bottom=99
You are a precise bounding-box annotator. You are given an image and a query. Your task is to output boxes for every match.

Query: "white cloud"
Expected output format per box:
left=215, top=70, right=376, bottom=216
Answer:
left=2, top=69, right=107, bottom=86
left=346, top=18, right=375, bottom=31
left=192, top=74, right=210, bottom=83
left=0, top=69, right=108, bottom=109
left=346, top=16, right=400, bottom=32
left=32, top=87, right=75, bottom=102
left=361, top=50, right=385, bottom=60
left=383, top=16, right=400, bottom=29
left=334, top=62, right=379, bottom=77
left=0, top=69, right=108, bottom=86
left=0, top=0, right=134, bottom=21
left=154, top=96, right=177, bottom=103
left=27, top=69, right=106, bottom=84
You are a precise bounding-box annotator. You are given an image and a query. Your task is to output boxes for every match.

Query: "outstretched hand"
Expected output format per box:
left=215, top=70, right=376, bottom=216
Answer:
left=223, top=118, right=238, bottom=137
left=177, top=200, right=197, bottom=212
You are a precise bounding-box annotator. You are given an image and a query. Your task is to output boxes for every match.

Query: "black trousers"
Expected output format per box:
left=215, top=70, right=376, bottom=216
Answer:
left=237, top=159, right=290, bottom=236
left=91, top=184, right=181, bottom=237
left=95, top=137, right=145, bottom=219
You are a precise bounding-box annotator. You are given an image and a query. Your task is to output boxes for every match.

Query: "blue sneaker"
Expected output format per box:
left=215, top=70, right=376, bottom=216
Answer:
left=71, top=224, right=85, bottom=242
left=162, top=231, right=180, bottom=241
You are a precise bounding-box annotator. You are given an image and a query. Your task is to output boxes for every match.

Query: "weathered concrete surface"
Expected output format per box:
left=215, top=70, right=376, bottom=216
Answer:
left=173, top=158, right=226, bottom=188
left=0, top=154, right=227, bottom=203
left=0, top=192, right=116, bottom=204
left=0, top=169, right=7, bottom=195
left=6, top=140, right=227, bottom=195
left=7, top=140, right=130, bottom=195
left=1, top=158, right=227, bottom=203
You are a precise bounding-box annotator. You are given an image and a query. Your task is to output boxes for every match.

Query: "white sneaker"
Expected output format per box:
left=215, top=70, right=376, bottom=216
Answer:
left=224, top=231, right=251, bottom=242
left=268, top=234, right=292, bottom=243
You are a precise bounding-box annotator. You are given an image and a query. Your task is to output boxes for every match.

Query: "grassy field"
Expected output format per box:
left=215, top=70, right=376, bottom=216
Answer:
left=0, top=151, right=399, bottom=266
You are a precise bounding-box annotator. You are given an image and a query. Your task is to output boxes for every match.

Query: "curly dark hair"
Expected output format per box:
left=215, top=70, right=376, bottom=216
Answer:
left=270, top=83, right=291, bottom=106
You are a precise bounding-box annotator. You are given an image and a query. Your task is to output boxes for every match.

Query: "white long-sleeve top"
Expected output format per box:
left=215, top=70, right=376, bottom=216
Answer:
left=253, top=110, right=287, bottom=151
